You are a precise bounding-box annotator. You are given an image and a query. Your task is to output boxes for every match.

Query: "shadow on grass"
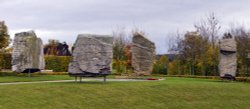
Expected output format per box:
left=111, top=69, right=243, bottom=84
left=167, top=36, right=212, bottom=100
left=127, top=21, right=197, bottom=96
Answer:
left=212, top=80, right=239, bottom=83
left=193, top=78, right=239, bottom=83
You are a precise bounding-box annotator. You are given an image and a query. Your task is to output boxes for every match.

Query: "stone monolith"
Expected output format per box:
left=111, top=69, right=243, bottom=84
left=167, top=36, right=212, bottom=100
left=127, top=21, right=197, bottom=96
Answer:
left=131, top=33, right=156, bottom=75
left=68, top=34, right=113, bottom=76
left=12, top=31, right=45, bottom=72
left=219, top=34, right=237, bottom=78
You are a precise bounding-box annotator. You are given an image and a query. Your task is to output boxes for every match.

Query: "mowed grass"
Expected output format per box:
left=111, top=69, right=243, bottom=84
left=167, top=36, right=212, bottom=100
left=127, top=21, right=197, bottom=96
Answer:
left=0, top=77, right=249, bottom=109
left=0, top=75, right=72, bottom=83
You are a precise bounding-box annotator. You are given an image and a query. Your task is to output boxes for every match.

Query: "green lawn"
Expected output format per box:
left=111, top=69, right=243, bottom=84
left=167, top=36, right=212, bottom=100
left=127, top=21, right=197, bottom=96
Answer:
left=0, top=75, right=72, bottom=83
left=0, top=77, right=249, bottom=109
left=0, top=74, right=158, bottom=83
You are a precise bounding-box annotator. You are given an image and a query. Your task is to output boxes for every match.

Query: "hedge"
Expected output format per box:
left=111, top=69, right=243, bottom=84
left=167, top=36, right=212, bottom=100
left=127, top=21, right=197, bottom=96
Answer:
left=165, top=75, right=250, bottom=82
left=0, top=53, right=11, bottom=70
left=0, top=55, right=71, bottom=72
left=45, top=56, right=71, bottom=72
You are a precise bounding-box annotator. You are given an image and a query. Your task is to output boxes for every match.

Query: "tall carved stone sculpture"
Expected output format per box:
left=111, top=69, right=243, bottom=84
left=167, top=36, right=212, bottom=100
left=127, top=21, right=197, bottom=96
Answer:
left=12, top=31, right=45, bottom=72
left=131, top=33, right=156, bottom=75
left=219, top=33, right=237, bottom=79
left=68, top=34, right=113, bottom=77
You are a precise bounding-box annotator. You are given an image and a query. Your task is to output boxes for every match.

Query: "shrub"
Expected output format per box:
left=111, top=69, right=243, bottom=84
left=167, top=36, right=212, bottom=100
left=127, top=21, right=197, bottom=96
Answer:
left=0, top=72, right=17, bottom=76
left=45, top=56, right=71, bottom=72
left=152, top=62, right=167, bottom=75
left=236, top=77, right=250, bottom=82
left=0, top=55, right=71, bottom=72
left=112, top=60, right=132, bottom=74
left=0, top=53, right=11, bottom=70
left=166, top=75, right=250, bottom=82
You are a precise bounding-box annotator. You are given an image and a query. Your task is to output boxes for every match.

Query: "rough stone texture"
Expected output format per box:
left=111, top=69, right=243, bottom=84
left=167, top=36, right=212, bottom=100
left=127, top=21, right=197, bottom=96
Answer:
left=219, top=37, right=237, bottom=77
left=131, top=33, right=156, bottom=75
left=12, top=31, right=45, bottom=72
left=68, top=34, right=113, bottom=75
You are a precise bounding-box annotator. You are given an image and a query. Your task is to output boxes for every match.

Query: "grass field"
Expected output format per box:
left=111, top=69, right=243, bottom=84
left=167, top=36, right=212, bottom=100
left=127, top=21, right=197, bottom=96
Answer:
left=0, top=77, right=249, bottom=109
left=0, top=75, right=72, bottom=83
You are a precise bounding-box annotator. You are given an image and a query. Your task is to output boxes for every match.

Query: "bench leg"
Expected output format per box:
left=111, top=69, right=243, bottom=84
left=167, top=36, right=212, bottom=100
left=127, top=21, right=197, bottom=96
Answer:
left=103, top=76, right=106, bottom=83
left=75, top=76, right=77, bottom=83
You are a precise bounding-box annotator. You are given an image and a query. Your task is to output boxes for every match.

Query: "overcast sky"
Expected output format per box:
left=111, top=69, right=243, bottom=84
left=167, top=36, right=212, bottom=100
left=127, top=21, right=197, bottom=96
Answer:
left=1, top=0, right=250, bottom=54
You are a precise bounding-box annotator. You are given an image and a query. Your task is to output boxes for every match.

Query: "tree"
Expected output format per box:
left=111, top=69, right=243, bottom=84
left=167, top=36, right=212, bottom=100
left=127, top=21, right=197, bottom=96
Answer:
left=167, top=32, right=182, bottom=54
left=124, top=44, right=132, bottom=69
left=44, top=39, right=71, bottom=56
left=0, top=21, right=10, bottom=52
left=0, top=21, right=10, bottom=70
left=178, top=31, right=208, bottom=75
left=152, top=55, right=168, bottom=75
left=112, top=27, right=132, bottom=74
left=159, top=55, right=169, bottom=67
left=167, top=59, right=179, bottom=75
left=203, top=45, right=219, bottom=76
left=113, top=27, right=131, bottom=61
left=166, top=14, right=221, bottom=76
left=230, top=26, right=250, bottom=76
left=112, top=27, right=146, bottom=74
left=194, top=13, right=221, bottom=75
left=194, top=12, right=221, bottom=48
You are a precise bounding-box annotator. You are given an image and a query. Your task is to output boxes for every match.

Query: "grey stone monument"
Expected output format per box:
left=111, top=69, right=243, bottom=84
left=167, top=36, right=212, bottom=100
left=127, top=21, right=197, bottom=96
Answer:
left=12, top=30, right=45, bottom=73
left=68, top=34, right=113, bottom=78
left=219, top=33, right=237, bottom=79
left=131, top=33, right=156, bottom=75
